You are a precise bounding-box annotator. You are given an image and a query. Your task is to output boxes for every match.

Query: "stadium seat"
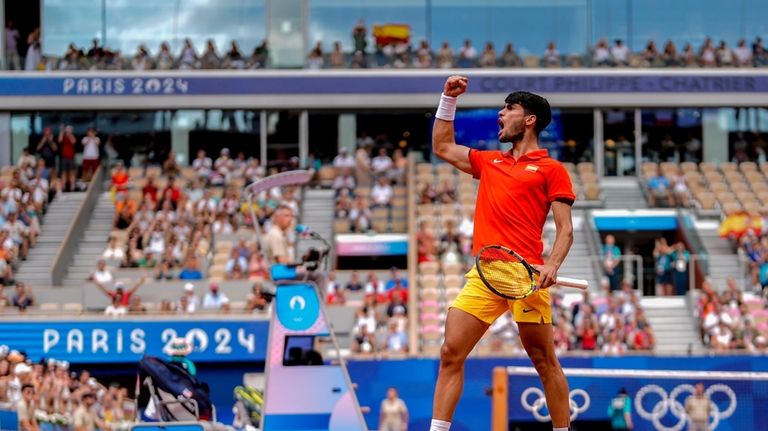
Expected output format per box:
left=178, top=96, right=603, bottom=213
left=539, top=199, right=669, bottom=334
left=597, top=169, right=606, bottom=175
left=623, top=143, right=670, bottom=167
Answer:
left=443, top=262, right=464, bottom=276
left=39, top=303, right=60, bottom=311
left=62, top=303, right=84, bottom=313
left=334, top=219, right=350, bottom=233
left=420, top=274, right=440, bottom=289
left=419, top=261, right=440, bottom=275
left=391, top=220, right=407, bottom=232
left=416, top=163, right=433, bottom=174
left=420, top=287, right=440, bottom=301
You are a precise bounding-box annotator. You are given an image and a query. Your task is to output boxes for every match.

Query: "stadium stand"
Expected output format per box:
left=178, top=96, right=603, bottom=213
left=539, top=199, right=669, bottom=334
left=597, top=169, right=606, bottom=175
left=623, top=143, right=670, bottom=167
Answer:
left=22, top=34, right=768, bottom=71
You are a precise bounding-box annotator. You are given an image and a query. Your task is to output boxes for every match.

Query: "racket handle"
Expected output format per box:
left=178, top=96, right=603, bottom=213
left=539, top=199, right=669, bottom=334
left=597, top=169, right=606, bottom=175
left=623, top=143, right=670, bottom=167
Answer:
left=555, top=276, right=589, bottom=290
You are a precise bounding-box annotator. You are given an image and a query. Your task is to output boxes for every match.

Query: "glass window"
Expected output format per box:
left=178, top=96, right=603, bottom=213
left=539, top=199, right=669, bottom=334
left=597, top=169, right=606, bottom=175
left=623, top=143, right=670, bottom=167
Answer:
left=432, top=0, right=587, bottom=57
left=42, top=0, right=103, bottom=56
left=591, top=0, right=629, bottom=46
left=745, top=0, right=768, bottom=43
left=42, top=0, right=266, bottom=59
left=631, top=0, right=741, bottom=52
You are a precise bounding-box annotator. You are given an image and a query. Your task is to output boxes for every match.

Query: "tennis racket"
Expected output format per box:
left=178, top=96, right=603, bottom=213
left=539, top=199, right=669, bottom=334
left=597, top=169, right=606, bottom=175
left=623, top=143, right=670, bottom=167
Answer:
left=475, top=244, right=589, bottom=300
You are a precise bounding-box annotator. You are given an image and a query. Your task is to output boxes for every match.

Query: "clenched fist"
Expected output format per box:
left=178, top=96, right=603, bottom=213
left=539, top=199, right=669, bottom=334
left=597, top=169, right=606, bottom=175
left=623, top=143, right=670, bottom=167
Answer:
left=443, top=75, right=468, bottom=97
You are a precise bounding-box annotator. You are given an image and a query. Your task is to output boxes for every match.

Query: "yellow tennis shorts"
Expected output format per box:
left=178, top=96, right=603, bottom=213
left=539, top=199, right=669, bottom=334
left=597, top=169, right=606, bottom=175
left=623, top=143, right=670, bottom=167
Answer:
left=450, top=265, right=552, bottom=325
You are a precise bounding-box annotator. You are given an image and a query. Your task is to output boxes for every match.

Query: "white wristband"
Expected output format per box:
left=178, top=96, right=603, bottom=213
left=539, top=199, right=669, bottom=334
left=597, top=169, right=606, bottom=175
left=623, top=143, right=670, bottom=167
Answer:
left=435, top=93, right=457, bottom=121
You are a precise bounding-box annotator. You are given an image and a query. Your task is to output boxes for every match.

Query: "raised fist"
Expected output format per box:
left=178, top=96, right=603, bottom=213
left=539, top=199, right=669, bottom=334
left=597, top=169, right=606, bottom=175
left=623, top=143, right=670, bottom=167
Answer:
left=443, top=75, right=468, bottom=97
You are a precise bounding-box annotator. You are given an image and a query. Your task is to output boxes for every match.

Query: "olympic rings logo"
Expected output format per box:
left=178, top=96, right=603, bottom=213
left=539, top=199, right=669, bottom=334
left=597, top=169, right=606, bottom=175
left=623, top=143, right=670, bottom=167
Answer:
left=520, top=387, right=590, bottom=422
left=634, top=384, right=737, bottom=431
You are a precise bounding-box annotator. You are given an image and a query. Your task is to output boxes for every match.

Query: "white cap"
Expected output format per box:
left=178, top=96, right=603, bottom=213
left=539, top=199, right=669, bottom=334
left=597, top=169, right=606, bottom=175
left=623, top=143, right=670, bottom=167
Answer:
left=756, top=335, right=767, bottom=345
left=14, top=363, right=31, bottom=375
left=184, top=283, right=195, bottom=292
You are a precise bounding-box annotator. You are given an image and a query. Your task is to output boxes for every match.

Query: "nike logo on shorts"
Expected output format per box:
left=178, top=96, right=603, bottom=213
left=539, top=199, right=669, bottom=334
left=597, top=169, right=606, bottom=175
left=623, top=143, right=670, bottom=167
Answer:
left=522, top=308, right=534, bottom=313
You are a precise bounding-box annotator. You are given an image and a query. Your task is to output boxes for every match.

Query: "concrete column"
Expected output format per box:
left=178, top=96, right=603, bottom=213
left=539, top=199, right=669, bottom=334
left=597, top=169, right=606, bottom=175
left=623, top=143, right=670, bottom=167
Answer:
left=338, top=113, right=356, bottom=154
left=0, top=113, right=10, bottom=166
left=702, top=108, right=729, bottom=163
left=594, top=108, right=604, bottom=177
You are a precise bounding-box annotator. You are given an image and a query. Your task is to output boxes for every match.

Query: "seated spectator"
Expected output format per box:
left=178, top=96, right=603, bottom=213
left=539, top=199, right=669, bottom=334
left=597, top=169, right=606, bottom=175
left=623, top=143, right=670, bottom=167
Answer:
left=364, top=272, right=386, bottom=301
left=202, top=283, right=229, bottom=310
left=201, top=39, right=220, bottom=69
left=332, top=167, right=356, bottom=192
left=326, top=272, right=345, bottom=305
left=178, top=283, right=199, bottom=313
left=458, top=39, right=478, bottom=68
left=353, top=325, right=377, bottom=354
left=88, top=259, right=114, bottom=285
left=225, top=248, right=248, bottom=279
left=671, top=168, right=690, bottom=207
left=438, top=179, right=456, bottom=204
left=611, top=39, right=629, bottom=66
left=543, top=41, right=560, bottom=66
left=371, top=176, right=393, bottom=208
left=102, top=236, right=125, bottom=261
left=602, top=330, right=627, bottom=355
left=247, top=249, right=269, bottom=281
left=642, top=40, right=661, bottom=65
left=224, top=40, right=245, bottom=69
left=436, top=41, right=455, bottom=68
left=335, top=189, right=353, bottom=218
left=346, top=271, right=363, bottom=291
left=593, top=38, right=611, bottom=66
left=333, top=148, right=355, bottom=170
left=329, top=42, right=345, bottom=68
left=307, top=42, right=325, bottom=69
left=646, top=167, right=674, bottom=207
left=419, top=183, right=438, bottom=204
left=383, top=321, right=408, bottom=353
left=128, top=295, right=147, bottom=314
left=4, top=213, right=30, bottom=259
left=716, top=40, right=734, bottom=67
left=386, top=291, right=408, bottom=316
left=12, top=282, right=33, bottom=312
left=246, top=282, right=269, bottom=312
left=349, top=197, right=371, bottom=232
left=478, top=42, right=497, bottom=68
left=178, top=256, right=203, bottom=280
left=371, top=148, right=393, bottom=177
left=662, top=40, right=681, bottom=66
left=384, top=267, right=408, bottom=292
left=499, top=42, right=521, bottom=67
left=192, top=149, right=212, bottom=177
left=155, top=259, right=175, bottom=280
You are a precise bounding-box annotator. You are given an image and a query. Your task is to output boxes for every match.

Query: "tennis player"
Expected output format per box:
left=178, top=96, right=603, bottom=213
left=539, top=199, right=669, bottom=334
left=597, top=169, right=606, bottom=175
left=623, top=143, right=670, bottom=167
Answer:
left=429, top=75, right=575, bottom=431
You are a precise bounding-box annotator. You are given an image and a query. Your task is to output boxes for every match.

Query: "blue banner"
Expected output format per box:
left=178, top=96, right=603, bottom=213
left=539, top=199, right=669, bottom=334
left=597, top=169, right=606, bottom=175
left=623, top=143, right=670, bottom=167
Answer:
left=348, top=357, right=768, bottom=431
left=0, top=72, right=766, bottom=96
left=0, top=319, right=269, bottom=363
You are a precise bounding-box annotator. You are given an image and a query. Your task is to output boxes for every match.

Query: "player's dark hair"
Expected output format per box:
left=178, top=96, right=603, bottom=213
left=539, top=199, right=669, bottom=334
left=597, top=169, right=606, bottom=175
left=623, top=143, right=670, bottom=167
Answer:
left=504, top=91, right=552, bottom=135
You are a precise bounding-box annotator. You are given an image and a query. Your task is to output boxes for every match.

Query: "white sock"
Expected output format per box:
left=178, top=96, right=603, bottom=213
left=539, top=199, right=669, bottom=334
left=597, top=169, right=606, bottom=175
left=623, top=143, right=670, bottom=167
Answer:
left=430, top=419, right=451, bottom=431
left=553, top=427, right=569, bottom=431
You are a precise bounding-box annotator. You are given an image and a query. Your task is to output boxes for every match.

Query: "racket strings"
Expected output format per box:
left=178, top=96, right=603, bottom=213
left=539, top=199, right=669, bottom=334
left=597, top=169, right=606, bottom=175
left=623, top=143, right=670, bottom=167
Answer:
left=477, top=248, right=536, bottom=298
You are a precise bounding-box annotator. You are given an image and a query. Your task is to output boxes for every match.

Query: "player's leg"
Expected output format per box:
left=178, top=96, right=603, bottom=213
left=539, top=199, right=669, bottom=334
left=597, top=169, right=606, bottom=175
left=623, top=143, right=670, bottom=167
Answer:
left=518, top=322, right=570, bottom=429
left=432, top=308, right=489, bottom=422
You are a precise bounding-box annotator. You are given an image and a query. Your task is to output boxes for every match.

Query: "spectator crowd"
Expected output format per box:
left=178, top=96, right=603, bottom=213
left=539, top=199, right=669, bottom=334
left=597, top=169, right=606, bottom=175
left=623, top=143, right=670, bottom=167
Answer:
left=0, top=347, right=134, bottom=431
left=6, top=17, right=768, bottom=71
left=697, top=278, right=768, bottom=353
left=333, top=133, right=408, bottom=234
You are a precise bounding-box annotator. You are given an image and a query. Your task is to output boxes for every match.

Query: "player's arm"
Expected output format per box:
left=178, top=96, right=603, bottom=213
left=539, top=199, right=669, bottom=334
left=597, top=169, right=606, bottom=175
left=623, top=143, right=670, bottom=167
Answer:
left=432, top=75, right=473, bottom=175
left=535, top=201, right=574, bottom=289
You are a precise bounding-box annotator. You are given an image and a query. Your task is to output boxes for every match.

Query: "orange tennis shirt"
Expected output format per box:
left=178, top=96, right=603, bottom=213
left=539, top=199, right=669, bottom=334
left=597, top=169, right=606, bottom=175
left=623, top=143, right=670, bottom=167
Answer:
left=469, top=148, right=575, bottom=265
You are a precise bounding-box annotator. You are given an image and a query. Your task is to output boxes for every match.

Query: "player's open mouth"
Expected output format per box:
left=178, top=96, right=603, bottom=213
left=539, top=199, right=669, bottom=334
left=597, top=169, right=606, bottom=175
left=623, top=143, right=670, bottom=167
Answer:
left=498, top=119, right=504, bottom=137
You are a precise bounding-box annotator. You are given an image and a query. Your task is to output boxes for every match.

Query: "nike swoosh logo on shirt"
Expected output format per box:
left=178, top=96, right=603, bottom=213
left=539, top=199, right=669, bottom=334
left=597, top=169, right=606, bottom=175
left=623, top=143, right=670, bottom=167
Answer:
left=493, top=158, right=504, bottom=163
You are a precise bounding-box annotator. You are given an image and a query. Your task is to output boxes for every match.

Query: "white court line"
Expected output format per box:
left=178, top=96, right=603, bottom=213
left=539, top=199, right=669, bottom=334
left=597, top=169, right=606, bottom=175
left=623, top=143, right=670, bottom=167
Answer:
left=507, top=366, right=768, bottom=381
